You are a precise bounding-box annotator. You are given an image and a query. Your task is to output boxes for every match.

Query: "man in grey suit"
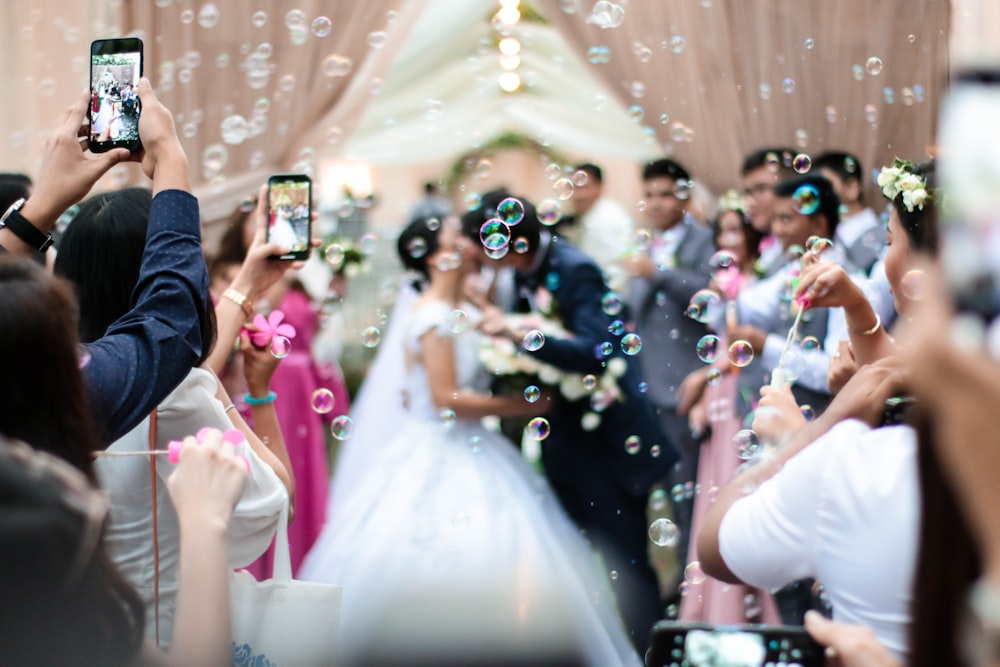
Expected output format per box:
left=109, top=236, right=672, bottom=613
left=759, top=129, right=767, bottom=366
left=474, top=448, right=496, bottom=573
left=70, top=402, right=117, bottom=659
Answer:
left=621, top=158, right=716, bottom=589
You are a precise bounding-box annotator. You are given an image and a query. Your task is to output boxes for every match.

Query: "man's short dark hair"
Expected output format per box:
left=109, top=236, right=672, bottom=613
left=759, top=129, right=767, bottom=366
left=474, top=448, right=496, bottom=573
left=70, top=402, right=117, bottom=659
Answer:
left=575, top=163, right=602, bottom=184
left=773, top=174, right=841, bottom=238
left=813, top=151, right=864, bottom=185
left=641, top=158, right=690, bottom=183
left=741, top=148, right=797, bottom=178
left=460, top=189, right=541, bottom=254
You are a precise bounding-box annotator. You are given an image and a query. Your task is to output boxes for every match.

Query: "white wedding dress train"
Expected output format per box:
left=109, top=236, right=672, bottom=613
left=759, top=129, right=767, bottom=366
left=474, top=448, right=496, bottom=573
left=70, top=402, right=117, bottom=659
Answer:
left=300, top=300, right=641, bottom=666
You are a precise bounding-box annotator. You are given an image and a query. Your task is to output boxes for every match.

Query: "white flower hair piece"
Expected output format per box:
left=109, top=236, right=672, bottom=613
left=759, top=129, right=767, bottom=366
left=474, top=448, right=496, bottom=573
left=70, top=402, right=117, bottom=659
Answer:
left=878, top=158, right=932, bottom=213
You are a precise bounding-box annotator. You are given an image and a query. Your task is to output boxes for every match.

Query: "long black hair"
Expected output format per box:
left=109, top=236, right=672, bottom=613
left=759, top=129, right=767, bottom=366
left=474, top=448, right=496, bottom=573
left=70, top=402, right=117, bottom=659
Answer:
left=55, top=188, right=216, bottom=363
left=397, top=216, right=443, bottom=287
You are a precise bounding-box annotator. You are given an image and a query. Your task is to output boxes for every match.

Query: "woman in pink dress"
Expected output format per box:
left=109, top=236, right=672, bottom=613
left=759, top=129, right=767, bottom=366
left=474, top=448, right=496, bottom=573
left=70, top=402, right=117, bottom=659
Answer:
left=676, top=201, right=781, bottom=624
left=210, top=201, right=352, bottom=575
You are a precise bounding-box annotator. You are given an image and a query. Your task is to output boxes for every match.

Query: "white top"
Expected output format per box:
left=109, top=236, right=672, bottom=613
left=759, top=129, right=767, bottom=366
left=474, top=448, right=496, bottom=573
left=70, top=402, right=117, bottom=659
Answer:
left=97, top=367, right=287, bottom=646
left=579, top=196, right=633, bottom=286
left=719, top=420, right=918, bottom=660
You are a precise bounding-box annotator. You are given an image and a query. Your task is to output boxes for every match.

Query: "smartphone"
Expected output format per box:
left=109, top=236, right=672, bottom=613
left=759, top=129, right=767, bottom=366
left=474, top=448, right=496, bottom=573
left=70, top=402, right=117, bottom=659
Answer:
left=89, top=38, right=143, bottom=153
left=267, top=174, right=312, bottom=260
left=646, top=622, right=825, bottom=667
left=938, top=68, right=1000, bottom=322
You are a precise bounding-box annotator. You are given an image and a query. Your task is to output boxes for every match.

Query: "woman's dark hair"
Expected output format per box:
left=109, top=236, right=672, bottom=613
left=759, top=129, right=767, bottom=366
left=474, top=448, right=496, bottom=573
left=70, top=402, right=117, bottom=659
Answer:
left=0, top=257, right=105, bottom=476
left=890, top=159, right=939, bottom=256
left=908, top=408, right=979, bottom=667
left=54, top=188, right=217, bottom=364
left=214, top=200, right=254, bottom=266
left=0, top=436, right=145, bottom=666
left=397, top=216, right=443, bottom=285
left=711, top=208, right=762, bottom=263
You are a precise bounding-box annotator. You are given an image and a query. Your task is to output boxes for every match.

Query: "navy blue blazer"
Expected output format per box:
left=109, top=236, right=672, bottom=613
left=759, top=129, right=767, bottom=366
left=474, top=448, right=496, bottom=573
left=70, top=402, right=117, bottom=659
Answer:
left=515, top=236, right=679, bottom=497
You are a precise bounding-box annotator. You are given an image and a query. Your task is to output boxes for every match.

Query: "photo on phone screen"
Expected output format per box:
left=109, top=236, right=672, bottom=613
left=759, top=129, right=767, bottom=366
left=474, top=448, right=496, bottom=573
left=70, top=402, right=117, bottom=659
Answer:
left=89, top=38, right=143, bottom=153
left=267, top=175, right=312, bottom=260
left=647, top=622, right=824, bottom=667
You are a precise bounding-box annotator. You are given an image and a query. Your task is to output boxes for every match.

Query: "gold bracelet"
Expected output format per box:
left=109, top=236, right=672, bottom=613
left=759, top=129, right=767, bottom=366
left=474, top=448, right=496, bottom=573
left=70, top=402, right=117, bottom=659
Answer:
left=850, top=313, right=881, bottom=336
left=222, top=287, right=254, bottom=319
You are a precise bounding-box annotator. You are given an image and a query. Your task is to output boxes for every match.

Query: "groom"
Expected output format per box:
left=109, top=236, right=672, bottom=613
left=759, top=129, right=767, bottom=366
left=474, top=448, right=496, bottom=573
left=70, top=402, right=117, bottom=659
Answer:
left=464, top=192, right=678, bottom=650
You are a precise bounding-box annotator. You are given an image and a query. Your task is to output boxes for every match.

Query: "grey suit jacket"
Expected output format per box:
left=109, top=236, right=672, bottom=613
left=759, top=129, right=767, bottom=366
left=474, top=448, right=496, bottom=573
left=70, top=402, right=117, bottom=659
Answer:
left=626, top=220, right=716, bottom=409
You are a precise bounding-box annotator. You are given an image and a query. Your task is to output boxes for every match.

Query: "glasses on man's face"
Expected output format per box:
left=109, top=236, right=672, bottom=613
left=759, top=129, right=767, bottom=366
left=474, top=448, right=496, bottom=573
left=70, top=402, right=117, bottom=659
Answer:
left=0, top=438, right=109, bottom=589
left=743, top=183, right=772, bottom=199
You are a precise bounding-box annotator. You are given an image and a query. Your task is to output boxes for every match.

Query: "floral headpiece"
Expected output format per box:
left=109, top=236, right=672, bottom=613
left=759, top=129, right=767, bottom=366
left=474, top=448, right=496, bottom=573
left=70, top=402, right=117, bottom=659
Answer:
left=877, top=158, right=932, bottom=213
left=717, top=188, right=745, bottom=213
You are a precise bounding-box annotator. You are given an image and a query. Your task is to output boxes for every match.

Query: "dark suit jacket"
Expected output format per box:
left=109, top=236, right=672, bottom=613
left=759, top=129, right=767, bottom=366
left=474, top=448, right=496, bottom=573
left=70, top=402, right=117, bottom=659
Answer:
left=515, top=237, right=678, bottom=497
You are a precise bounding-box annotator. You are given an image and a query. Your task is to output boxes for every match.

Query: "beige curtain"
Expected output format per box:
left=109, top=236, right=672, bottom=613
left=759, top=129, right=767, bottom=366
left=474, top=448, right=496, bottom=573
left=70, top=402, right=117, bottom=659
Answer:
left=541, top=0, right=950, bottom=200
left=121, top=0, right=423, bottom=220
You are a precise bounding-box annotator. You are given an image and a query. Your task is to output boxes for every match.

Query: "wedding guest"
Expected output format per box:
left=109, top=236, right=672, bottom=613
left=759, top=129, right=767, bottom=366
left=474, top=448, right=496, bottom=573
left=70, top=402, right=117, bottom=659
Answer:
left=619, top=157, right=714, bottom=587
left=571, top=162, right=634, bottom=290
left=740, top=148, right=796, bottom=276
left=54, top=187, right=292, bottom=645
left=677, top=198, right=780, bottom=625
left=0, top=254, right=247, bottom=666
left=813, top=151, right=887, bottom=276
left=470, top=191, right=676, bottom=650
left=0, top=80, right=210, bottom=446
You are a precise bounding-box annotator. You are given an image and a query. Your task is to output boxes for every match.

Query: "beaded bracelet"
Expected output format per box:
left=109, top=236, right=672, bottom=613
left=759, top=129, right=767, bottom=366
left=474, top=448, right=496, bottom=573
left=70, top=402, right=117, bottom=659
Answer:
left=244, top=391, right=277, bottom=406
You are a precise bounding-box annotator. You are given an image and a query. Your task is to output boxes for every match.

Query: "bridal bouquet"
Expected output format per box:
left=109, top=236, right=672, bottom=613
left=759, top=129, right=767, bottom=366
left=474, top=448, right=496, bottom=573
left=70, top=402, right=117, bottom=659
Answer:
left=478, top=312, right=627, bottom=432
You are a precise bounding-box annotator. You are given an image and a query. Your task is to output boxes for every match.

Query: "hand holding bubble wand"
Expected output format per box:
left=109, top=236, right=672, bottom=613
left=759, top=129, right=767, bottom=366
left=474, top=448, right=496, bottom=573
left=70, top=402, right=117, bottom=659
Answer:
left=94, top=427, right=250, bottom=470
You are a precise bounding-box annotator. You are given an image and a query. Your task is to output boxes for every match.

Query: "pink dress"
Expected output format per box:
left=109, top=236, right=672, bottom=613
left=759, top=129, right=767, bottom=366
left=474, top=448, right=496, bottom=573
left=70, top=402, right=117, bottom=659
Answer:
left=679, top=366, right=781, bottom=624
left=243, top=288, right=350, bottom=577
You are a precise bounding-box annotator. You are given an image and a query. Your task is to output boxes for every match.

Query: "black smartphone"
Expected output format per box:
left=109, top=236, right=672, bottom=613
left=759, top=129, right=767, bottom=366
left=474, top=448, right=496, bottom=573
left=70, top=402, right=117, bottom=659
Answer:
left=938, top=68, right=1000, bottom=323
left=89, top=38, right=143, bottom=153
left=646, top=622, right=825, bottom=667
left=267, top=174, right=312, bottom=260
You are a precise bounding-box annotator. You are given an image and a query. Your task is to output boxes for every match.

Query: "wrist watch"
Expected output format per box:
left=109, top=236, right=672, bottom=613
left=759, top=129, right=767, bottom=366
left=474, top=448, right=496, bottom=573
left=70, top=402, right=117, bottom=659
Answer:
left=0, top=198, right=54, bottom=252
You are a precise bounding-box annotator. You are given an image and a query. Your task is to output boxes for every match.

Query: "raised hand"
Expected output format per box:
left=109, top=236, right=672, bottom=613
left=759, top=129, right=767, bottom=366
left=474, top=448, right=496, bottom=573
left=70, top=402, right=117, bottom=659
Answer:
left=166, top=428, right=248, bottom=531
left=804, top=611, right=901, bottom=667
left=753, top=382, right=807, bottom=445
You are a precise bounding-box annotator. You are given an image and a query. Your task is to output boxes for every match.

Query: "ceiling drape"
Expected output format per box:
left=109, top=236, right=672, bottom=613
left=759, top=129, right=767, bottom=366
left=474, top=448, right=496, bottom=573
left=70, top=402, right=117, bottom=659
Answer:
left=540, top=0, right=950, bottom=199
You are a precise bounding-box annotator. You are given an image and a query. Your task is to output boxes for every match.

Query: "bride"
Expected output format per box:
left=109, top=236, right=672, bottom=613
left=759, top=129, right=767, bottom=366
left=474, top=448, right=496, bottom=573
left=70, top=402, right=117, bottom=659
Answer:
left=301, top=216, right=641, bottom=666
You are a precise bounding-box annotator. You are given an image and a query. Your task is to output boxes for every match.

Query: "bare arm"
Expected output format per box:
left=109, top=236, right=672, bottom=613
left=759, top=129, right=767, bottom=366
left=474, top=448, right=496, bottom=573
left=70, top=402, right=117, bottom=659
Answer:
left=422, top=329, right=548, bottom=420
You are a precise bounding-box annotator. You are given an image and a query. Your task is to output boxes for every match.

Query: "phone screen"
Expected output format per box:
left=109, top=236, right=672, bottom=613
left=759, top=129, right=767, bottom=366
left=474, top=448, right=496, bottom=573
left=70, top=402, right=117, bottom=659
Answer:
left=938, top=69, right=1000, bottom=321
left=267, top=175, right=312, bottom=260
left=89, top=38, right=143, bottom=153
left=647, top=622, right=824, bottom=667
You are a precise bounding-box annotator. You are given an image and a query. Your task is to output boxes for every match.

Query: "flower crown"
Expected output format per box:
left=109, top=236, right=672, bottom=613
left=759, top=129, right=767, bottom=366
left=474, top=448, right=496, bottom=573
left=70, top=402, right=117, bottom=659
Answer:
left=877, top=158, right=932, bottom=213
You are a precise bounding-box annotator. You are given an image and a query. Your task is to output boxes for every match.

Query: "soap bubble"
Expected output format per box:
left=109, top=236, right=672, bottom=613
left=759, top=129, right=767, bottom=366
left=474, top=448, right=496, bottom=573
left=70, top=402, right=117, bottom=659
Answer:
left=406, top=236, right=428, bottom=259
left=800, top=336, right=820, bottom=351
left=526, top=417, right=551, bottom=440
left=311, top=16, right=332, bottom=37
left=649, top=518, right=680, bottom=547
left=901, top=269, right=928, bottom=301
left=251, top=10, right=267, bottom=27
left=686, top=289, right=722, bottom=323
left=805, top=235, right=834, bottom=253
left=553, top=178, right=574, bottom=200
left=447, top=309, right=469, bottom=333
left=198, top=3, right=220, bottom=29
left=497, top=197, right=525, bottom=225
left=684, top=561, right=707, bottom=584
left=669, top=35, right=686, bottom=53
left=439, top=409, right=456, bottom=427
left=361, top=326, right=382, bottom=348
left=625, top=435, right=642, bottom=454
left=866, top=56, right=883, bottom=76
left=269, top=335, right=292, bottom=359
left=793, top=184, right=820, bottom=214
left=706, top=367, right=723, bottom=386
left=696, top=335, right=721, bottom=363
left=728, top=340, right=754, bottom=367
left=367, top=31, right=387, bottom=48
left=709, top=250, right=737, bottom=270
left=733, top=429, right=762, bottom=459
left=330, top=415, right=354, bottom=440
left=582, top=374, right=598, bottom=390
left=793, top=153, right=812, bottom=174
left=310, top=388, right=335, bottom=414
left=201, top=144, right=228, bottom=179
left=572, top=170, right=589, bottom=186
left=537, top=199, right=562, bottom=225
left=524, top=385, right=541, bottom=403
left=621, top=333, right=642, bottom=355
left=480, top=219, right=511, bottom=251
left=601, top=292, right=624, bottom=316
left=522, top=330, right=545, bottom=352
left=324, top=244, right=345, bottom=269
left=608, top=320, right=625, bottom=336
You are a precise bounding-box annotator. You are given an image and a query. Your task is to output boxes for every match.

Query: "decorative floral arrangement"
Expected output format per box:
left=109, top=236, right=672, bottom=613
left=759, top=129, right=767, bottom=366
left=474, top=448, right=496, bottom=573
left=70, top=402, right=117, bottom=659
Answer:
left=877, top=158, right=932, bottom=212
left=319, top=236, right=370, bottom=277
left=478, top=313, right=627, bottom=432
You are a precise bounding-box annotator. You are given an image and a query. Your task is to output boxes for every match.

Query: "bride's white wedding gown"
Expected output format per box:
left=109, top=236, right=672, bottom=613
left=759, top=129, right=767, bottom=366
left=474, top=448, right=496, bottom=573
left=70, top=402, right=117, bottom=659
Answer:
left=300, top=300, right=641, bottom=666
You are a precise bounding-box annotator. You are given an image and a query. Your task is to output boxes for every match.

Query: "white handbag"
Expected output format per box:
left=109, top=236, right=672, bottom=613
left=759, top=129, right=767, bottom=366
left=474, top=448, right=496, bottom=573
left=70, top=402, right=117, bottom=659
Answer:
left=230, top=502, right=342, bottom=666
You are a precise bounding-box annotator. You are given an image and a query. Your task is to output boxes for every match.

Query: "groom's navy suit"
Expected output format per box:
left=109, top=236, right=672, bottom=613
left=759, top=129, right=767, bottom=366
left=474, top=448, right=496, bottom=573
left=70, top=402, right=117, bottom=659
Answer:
left=515, top=234, right=678, bottom=649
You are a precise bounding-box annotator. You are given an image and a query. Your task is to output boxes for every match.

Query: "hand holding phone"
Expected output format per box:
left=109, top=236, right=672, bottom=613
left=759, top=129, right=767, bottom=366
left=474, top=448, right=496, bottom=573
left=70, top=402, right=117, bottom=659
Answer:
left=266, top=175, right=312, bottom=261
left=647, top=622, right=825, bottom=667
left=89, top=38, right=143, bottom=154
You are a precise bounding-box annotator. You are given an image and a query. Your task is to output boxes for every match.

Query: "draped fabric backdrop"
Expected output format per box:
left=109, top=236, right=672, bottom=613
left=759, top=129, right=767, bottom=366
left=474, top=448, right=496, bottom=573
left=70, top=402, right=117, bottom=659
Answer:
left=541, top=0, right=951, bottom=200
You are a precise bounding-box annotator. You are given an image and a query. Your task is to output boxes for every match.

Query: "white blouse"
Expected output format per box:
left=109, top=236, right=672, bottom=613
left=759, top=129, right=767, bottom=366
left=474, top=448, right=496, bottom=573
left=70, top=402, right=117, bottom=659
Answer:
left=97, top=367, right=287, bottom=646
left=719, top=420, right=919, bottom=660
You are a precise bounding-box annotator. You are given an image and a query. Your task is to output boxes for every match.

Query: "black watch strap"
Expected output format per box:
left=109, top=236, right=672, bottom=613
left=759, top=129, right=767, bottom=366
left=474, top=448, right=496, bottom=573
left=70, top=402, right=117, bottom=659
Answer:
left=0, top=200, right=54, bottom=252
